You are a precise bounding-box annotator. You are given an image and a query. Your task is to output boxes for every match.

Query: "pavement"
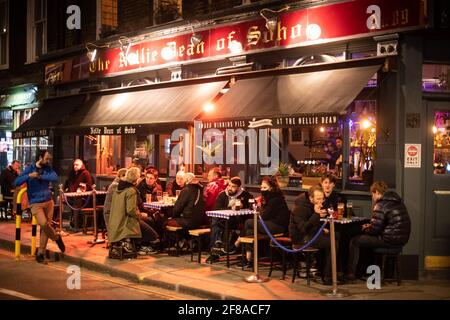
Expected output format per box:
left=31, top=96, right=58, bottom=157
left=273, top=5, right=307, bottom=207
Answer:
left=0, top=221, right=449, bottom=300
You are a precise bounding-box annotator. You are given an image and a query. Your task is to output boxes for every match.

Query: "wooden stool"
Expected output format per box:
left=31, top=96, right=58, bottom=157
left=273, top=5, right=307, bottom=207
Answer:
left=268, top=237, right=292, bottom=280
left=165, top=225, right=185, bottom=256
left=188, top=228, right=210, bottom=263
left=81, top=206, right=104, bottom=234
left=374, top=247, right=403, bottom=286
left=293, top=247, right=319, bottom=285
left=239, top=233, right=284, bottom=271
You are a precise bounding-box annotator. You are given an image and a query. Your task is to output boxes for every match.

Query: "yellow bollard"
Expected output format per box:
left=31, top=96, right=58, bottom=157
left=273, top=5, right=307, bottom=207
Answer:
left=14, top=208, right=21, bottom=261
left=14, top=188, right=27, bottom=261
left=31, top=215, right=37, bottom=256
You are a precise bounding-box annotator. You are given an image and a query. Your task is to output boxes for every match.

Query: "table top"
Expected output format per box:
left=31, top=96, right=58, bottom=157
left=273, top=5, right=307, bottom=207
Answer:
left=206, top=209, right=254, bottom=219
left=320, top=216, right=370, bottom=224
left=64, top=191, right=107, bottom=197
left=144, top=202, right=175, bottom=210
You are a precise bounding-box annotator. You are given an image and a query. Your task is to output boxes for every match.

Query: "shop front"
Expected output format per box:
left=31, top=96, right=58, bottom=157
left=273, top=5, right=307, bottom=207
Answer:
left=0, top=84, right=45, bottom=169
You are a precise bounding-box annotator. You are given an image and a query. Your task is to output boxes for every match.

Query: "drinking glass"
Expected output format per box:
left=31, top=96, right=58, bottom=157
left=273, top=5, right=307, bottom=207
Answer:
left=347, top=202, right=353, bottom=219
left=175, top=190, right=181, bottom=198
left=146, top=194, right=152, bottom=203
left=337, top=203, right=345, bottom=220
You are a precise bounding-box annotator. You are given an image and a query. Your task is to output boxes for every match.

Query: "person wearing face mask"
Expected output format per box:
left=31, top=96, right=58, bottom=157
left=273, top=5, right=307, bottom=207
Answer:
left=206, top=177, right=253, bottom=263
left=289, top=184, right=339, bottom=285
left=14, top=150, right=65, bottom=263
left=235, top=176, right=290, bottom=269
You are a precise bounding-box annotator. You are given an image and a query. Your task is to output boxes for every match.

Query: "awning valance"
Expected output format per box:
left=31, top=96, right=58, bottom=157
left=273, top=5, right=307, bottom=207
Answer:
left=198, top=57, right=383, bottom=129
left=13, top=94, right=87, bottom=139
left=57, top=80, right=228, bottom=135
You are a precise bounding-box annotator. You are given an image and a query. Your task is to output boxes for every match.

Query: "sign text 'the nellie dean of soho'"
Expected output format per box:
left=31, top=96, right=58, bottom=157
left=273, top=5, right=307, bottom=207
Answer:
left=46, top=0, right=425, bottom=85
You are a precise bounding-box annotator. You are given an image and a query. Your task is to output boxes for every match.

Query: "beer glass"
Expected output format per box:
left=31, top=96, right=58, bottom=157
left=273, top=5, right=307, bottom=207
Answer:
left=347, top=202, right=353, bottom=219
left=146, top=194, right=152, bottom=203
left=175, top=190, right=181, bottom=199
left=157, top=191, right=163, bottom=203
left=163, top=192, right=169, bottom=204
left=337, top=203, right=345, bottom=220
left=235, top=199, right=242, bottom=211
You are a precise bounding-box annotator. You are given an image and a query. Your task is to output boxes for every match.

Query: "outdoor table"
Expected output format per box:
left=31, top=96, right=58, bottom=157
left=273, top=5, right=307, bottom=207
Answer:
left=206, top=209, right=254, bottom=268
left=321, top=216, right=371, bottom=274
left=143, top=202, right=175, bottom=210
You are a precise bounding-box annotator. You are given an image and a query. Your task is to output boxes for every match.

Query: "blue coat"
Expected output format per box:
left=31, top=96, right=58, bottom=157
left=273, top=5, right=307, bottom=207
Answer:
left=14, top=164, right=58, bottom=205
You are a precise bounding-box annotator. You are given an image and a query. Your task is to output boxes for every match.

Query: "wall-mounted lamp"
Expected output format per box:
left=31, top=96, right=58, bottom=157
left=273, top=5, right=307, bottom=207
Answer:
left=86, top=44, right=98, bottom=62
left=190, top=22, right=203, bottom=46
left=86, top=42, right=110, bottom=62
left=119, top=37, right=131, bottom=57
left=260, top=6, right=290, bottom=33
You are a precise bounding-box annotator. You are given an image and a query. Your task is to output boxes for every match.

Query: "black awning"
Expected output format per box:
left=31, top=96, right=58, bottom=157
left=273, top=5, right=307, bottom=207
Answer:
left=198, top=58, right=382, bottom=129
left=13, top=94, right=87, bottom=138
left=57, top=80, right=228, bottom=135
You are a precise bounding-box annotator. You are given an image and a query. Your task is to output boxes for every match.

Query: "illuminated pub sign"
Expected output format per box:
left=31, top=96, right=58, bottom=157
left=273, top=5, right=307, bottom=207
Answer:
left=45, top=0, right=425, bottom=84
left=198, top=114, right=340, bottom=130
left=13, top=129, right=48, bottom=139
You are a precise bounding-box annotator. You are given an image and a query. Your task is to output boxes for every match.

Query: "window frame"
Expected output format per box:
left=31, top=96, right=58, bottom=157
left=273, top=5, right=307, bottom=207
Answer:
left=26, top=0, right=47, bottom=63
left=0, top=0, right=9, bottom=69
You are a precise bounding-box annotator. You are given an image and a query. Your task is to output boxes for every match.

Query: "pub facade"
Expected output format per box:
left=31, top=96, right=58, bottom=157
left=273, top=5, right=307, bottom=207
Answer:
left=2, top=0, right=450, bottom=277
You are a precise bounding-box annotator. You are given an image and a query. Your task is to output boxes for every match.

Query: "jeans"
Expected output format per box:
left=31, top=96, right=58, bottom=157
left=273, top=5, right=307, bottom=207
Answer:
left=139, top=216, right=160, bottom=245
left=30, top=200, right=58, bottom=255
left=347, top=234, right=390, bottom=276
left=210, top=217, right=240, bottom=248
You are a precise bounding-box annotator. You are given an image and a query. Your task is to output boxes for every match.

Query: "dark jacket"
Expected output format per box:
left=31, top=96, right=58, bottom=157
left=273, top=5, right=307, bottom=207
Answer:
left=172, top=182, right=204, bottom=228
left=215, top=188, right=253, bottom=210
left=366, top=191, right=411, bottom=246
left=0, top=166, right=18, bottom=197
left=136, top=179, right=163, bottom=205
left=289, top=193, right=321, bottom=244
left=166, top=180, right=184, bottom=197
left=14, top=164, right=58, bottom=205
left=260, top=190, right=290, bottom=229
left=323, top=191, right=345, bottom=211
left=64, top=167, right=93, bottom=192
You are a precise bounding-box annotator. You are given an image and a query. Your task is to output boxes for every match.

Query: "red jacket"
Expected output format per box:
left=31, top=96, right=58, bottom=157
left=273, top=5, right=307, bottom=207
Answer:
left=203, top=178, right=227, bottom=212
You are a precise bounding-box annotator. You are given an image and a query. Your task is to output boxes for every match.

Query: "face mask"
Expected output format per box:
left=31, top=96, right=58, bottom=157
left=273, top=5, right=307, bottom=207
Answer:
left=261, top=190, right=271, bottom=198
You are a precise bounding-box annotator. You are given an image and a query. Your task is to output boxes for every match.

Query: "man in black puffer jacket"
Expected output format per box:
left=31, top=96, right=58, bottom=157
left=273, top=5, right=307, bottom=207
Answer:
left=346, top=181, right=411, bottom=281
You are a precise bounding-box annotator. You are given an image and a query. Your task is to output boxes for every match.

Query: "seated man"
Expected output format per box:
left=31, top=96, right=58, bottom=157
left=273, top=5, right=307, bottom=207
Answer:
left=166, top=170, right=186, bottom=197
left=206, top=177, right=253, bottom=263
left=345, top=181, right=411, bottom=282
left=289, top=184, right=338, bottom=285
left=167, top=172, right=204, bottom=229
left=321, top=173, right=345, bottom=211
left=136, top=167, right=163, bottom=205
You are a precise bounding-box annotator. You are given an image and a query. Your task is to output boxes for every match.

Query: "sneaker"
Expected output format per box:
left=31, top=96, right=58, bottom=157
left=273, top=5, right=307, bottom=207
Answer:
left=55, top=235, right=65, bottom=253
left=205, top=254, right=220, bottom=263
left=138, top=246, right=157, bottom=255
left=221, top=243, right=237, bottom=255
left=36, top=253, right=45, bottom=263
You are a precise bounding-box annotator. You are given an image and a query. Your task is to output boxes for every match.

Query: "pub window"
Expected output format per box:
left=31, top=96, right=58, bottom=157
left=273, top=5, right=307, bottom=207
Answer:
left=0, top=0, right=8, bottom=68
left=154, top=0, right=182, bottom=25
left=99, top=0, right=118, bottom=37
left=287, top=125, right=344, bottom=189
left=433, top=111, right=450, bottom=175
left=347, top=100, right=377, bottom=188
left=423, top=64, right=449, bottom=93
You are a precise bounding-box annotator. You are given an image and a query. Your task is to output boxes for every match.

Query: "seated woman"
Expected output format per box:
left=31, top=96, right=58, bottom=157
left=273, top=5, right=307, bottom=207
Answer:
left=167, top=172, right=204, bottom=229
left=166, top=170, right=186, bottom=197
left=236, top=176, right=290, bottom=269
left=108, top=167, right=142, bottom=256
